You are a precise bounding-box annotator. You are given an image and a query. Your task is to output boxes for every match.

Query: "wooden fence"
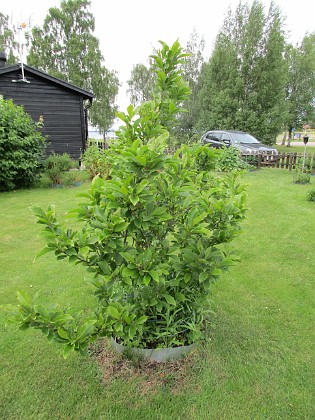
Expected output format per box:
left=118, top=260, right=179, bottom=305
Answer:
left=86, top=141, right=315, bottom=173
left=166, top=148, right=315, bottom=172
left=241, top=152, right=315, bottom=171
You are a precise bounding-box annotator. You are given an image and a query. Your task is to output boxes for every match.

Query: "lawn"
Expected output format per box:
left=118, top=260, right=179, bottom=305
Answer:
left=0, top=170, right=314, bottom=419
left=276, top=144, right=315, bottom=154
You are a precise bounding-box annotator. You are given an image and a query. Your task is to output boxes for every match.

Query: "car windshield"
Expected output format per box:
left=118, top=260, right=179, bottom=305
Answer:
left=230, top=133, right=260, bottom=144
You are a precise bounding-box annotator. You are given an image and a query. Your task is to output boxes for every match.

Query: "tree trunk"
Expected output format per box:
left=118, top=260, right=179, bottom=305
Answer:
left=287, top=127, right=292, bottom=147
left=281, top=131, right=287, bottom=146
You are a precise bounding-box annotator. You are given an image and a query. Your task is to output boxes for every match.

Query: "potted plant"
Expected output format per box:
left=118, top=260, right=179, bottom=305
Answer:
left=4, top=41, right=247, bottom=361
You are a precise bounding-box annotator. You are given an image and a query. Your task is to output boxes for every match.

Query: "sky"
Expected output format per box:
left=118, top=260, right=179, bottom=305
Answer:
left=2, top=0, right=315, bottom=115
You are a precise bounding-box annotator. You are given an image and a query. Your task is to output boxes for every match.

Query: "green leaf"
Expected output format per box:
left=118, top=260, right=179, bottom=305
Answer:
left=54, top=314, right=74, bottom=324
left=122, top=267, right=136, bottom=277
left=143, top=274, right=151, bottom=286
left=63, top=343, right=75, bottom=358
left=122, top=312, right=131, bottom=324
left=129, top=324, right=137, bottom=338
left=34, top=247, right=53, bottom=260
left=120, top=252, right=135, bottom=264
left=129, top=195, right=139, bottom=206
left=123, top=276, right=132, bottom=285
left=113, top=221, right=129, bottom=232
left=163, top=294, right=176, bottom=306
left=199, top=272, right=208, bottom=283
left=184, top=272, right=191, bottom=282
left=57, top=327, right=70, bottom=340
left=149, top=270, right=159, bottom=282
left=16, top=290, right=32, bottom=307
left=98, top=261, right=111, bottom=275
left=68, top=255, right=78, bottom=263
left=175, top=292, right=186, bottom=302
left=77, top=320, right=96, bottom=340
left=107, top=306, right=120, bottom=319
left=211, top=268, right=222, bottom=276
left=136, top=316, right=148, bottom=325
left=114, top=320, right=123, bottom=332
left=79, top=246, right=89, bottom=258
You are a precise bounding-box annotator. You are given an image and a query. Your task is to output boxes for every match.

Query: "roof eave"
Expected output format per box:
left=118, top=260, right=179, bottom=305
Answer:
left=0, top=63, right=94, bottom=99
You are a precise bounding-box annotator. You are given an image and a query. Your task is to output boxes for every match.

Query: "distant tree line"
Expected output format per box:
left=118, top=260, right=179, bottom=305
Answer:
left=127, top=1, right=315, bottom=146
left=1, top=0, right=314, bottom=145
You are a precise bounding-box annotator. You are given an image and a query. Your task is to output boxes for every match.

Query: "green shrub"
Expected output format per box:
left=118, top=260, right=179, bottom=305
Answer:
left=81, top=145, right=111, bottom=179
left=62, top=170, right=89, bottom=187
left=5, top=41, right=247, bottom=357
left=241, top=154, right=259, bottom=167
left=44, top=153, right=72, bottom=185
left=293, top=171, right=311, bottom=184
left=296, top=156, right=315, bottom=174
left=306, top=189, right=315, bottom=202
left=0, top=97, right=46, bottom=191
left=45, top=153, right=72, bottom=172
left=216, top=147, right=252, bottom=172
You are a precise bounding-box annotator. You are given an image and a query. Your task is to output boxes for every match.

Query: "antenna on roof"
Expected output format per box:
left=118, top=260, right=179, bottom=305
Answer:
left=12, top=17, right=32, bottom=83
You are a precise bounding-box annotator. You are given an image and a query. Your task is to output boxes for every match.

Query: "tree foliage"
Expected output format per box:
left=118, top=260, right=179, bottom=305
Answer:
left=173, top=29, right=206, bottom=143
left=284, top=33, right=315, bottom=145
left=196, top=1, right=287, bottom=144
left=127, top=62, right=155, bottom=107
left=0, top=97, right=46, bottom=191
left=27, top=0, right=119, bottom=135
left=0, top=12, right=18, bottom=64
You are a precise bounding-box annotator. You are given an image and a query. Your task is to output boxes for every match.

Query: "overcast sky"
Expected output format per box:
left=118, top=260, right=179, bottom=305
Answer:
left=2, top=0, right=315, bottom=113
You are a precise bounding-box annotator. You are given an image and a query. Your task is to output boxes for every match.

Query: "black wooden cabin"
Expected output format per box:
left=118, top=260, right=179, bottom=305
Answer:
left=0, top=55, right=94, bottom=159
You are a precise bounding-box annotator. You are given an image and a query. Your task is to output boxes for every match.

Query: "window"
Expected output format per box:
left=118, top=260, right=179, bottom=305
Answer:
left=206, top=132, right=222, bottom=141
left=221, top=133, right=231, bottom=145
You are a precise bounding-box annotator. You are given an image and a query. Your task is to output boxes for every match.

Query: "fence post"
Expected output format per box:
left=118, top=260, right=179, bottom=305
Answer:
left=289, top=154, right=293, bottom=171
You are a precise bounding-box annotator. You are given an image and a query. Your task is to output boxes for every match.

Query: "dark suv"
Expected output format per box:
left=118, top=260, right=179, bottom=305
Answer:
left=200, top=130, right=278, bottom=156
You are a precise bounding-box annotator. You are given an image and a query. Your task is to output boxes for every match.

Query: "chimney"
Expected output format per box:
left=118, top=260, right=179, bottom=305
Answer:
left=0, top=52, right=7, bottom=68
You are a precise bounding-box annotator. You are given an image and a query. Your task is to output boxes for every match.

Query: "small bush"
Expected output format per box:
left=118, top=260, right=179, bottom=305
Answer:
left=45, top=153, right=72, bottom=172
left=0, top=97, right=46, bottom=191
left=306, top=189, right=315, bottom=202
left=241, top=154, right=259, bottom=167
left=293, top=171, right=311, bottom=184
left=216, top=147, right=252, bottom=172
left=81, top=145, right=111, bottom=179
left=296, top=156, right=315, bottom=174
left=44, top=153, right=72, bottom=185
left=62, top=170, right=89, bottom=187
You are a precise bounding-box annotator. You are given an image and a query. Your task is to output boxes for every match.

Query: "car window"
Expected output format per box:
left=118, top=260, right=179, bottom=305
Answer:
left=221, top=133, right=231, bottom=142
left=206, top=133, right=222, bottom=141
left=230, top=133, right=260, bottom=144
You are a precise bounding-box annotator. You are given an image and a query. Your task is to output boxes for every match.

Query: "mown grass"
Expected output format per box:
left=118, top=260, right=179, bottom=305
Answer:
left=276, top=144, right=315, bottom=154
left=0, top=171, right=314, bottom=419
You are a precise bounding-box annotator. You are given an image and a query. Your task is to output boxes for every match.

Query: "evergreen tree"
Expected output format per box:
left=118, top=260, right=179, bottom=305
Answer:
left=27, top=0, right=119, bottom=136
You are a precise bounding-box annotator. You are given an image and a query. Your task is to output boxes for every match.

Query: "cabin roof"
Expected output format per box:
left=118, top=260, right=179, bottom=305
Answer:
left=0, top=63, right=94, bottom=100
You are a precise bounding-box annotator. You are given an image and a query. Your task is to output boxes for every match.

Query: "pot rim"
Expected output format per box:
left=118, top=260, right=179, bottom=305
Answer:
left=111, top=337, right=196, bottom=362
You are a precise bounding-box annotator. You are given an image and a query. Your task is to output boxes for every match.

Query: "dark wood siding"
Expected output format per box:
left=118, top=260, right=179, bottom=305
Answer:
left=0, top=69, right=86, bottom=159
